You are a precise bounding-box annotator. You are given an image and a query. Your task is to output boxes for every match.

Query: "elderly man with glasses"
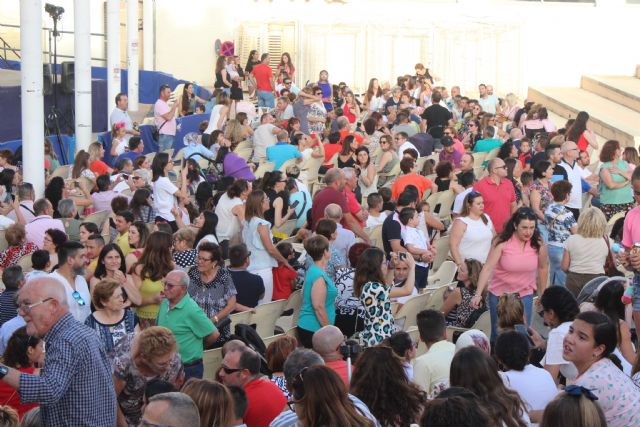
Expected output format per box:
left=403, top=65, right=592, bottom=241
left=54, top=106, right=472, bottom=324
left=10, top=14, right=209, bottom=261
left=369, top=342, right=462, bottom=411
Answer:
left=157, top=269, right=219, bottom=381
left=473, top=158, right=517, bottom=233
left=0, top=276, right=117, bottom=426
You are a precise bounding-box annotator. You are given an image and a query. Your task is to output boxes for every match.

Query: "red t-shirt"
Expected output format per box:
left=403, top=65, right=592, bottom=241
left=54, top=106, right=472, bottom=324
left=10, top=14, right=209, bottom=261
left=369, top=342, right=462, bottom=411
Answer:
left=243, top=377, right=286, bottom=427
left=325, top=359, right=349, bottom=385
left=339, top=130, right=364, bottom=144
left=391, top=174, right=433, bottom=201
left=90, top=159, right=110, bottom=175
left=0, top=367, right=38, bottom=418
left=344, top=189, right=364, bottom=228
left=252, top=64, right=274, bottom=92
left=473, top=176, right=516, bottom=233
left=272, top=264, right=297, bottom=301
left=311, top=187, right=348, bottom=230
left=323, top=142, right=342, bottom=166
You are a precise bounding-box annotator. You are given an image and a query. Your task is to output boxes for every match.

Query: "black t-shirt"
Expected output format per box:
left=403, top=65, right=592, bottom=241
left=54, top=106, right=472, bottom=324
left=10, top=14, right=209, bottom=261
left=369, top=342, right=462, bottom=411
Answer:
left=421, top=105, right=452, bottom=139
left=384, top=98, right=401, bottom=116
left=530, top=152, right=548, bottom=169
left=229, top=269, right=265, bottom=309
left=382, top=210, right=403, bottom=256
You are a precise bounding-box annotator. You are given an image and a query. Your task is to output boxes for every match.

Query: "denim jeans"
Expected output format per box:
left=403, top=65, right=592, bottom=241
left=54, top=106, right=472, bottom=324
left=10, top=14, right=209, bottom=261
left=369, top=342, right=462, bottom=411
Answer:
left=548, top=244, right=566, bottom=287
left=183, top=360, right=204, bottom=382
left=257, top=90, right=275, bottom=108
left=538, top=223, right=548, bottom=243
left=158, top=134, right=174, bottom=152
left=488, top=292, right=533, bottom=343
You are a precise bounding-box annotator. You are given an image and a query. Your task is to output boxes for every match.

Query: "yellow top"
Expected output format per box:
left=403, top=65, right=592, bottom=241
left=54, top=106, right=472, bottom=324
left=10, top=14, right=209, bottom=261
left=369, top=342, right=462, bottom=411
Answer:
left=135, top=277, right=164, bottom=319
left=116, top=231, right=132, bottom=256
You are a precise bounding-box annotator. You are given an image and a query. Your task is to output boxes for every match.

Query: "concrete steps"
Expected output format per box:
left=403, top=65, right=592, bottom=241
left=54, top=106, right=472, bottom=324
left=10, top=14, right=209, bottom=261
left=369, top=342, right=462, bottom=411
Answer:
left=581, top=75, right=640, bottom=114
left=528, top=66, right=640, bottom=148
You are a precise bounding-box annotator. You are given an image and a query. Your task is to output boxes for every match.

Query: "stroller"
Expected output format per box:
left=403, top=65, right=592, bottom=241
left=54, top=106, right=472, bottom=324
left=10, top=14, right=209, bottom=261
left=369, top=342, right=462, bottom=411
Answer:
left=576, top=276, right=631, bottom=306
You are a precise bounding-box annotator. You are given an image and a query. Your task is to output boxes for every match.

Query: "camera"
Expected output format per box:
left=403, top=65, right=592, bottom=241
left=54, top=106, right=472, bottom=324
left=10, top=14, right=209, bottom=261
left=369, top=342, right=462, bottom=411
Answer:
left=340, top=340, right=360, bottom=361
left=45, top=3, right=64, bottom=19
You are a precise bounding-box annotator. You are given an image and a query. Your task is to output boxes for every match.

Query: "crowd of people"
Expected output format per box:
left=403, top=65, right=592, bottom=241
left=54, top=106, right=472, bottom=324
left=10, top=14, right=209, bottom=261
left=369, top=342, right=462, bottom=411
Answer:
left=0, top=51, right=637, bottom=426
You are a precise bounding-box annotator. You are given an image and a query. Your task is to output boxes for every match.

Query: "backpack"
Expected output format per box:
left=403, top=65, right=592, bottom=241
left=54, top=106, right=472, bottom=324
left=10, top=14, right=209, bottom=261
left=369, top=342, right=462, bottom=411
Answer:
left=230, top=323, right=272, bottom=377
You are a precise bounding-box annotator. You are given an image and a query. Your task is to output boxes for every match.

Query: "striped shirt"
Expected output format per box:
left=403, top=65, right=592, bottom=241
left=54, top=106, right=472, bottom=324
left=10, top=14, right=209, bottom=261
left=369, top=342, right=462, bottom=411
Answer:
left=269, top=394, right=380, bottom=427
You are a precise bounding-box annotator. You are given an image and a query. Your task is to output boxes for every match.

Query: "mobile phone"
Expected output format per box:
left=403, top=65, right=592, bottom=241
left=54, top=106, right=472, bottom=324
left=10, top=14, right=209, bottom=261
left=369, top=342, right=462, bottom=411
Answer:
left=121, top=174, right=129, bottom=179
left=290, top=200, right=300, bottom=209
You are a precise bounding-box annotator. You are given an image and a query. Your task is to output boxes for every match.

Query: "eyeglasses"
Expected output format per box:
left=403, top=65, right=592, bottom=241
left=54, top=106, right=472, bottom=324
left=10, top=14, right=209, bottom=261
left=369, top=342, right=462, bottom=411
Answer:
left=221, top=365, right=244, bottom=375
left=162, top=282, right=183, bottom=290
left=139, top=420, right=169, bottom=427
left=17, top=298, right=53, bottom=315
left=197, top=256, right=213, bottom=262
left=72, top=291, right=85, bottom=306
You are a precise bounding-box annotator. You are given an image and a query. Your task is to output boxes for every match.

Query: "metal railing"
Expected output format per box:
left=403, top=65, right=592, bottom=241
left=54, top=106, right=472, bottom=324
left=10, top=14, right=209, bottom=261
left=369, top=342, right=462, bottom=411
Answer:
left=0, top=22, right=108, bottom=65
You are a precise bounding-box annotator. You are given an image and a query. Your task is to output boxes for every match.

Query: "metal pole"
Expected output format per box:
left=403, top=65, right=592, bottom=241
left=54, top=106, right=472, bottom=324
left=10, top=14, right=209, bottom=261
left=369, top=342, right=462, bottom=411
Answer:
left=143, top=0, right=154, bottom=71
left=106, top=0, right=120, bottom=124
left=74, top=0, right=91, bottom=152
left=20, top=0, right=45, bottom=197
left=127, top=0, right=139, bottom=111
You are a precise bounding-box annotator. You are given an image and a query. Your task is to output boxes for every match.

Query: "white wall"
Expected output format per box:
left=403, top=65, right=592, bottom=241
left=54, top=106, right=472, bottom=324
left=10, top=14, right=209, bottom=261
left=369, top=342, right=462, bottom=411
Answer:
left=154, top=0, right=640, bottom=98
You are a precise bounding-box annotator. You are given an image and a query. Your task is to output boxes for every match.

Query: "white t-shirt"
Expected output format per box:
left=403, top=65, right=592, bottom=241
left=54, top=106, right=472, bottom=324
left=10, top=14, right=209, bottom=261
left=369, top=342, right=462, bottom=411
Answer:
left=402, top=226, right=429, bottom=267
left=503, top=365, right=558, bottom=427
left=281, top=104, right=294, bottom=120
left=152, top=176, right=178, bottom=221
left=253, top=123, right=278, bottom=162
left=541, top=321, right=579, bottom=382
left=453, top=187, right=473, bottom=214
left=397, top=141, right=418, bottom=158
left=112, top=138, right=127, bottom=156
left=366, top=212, right=387, bottom=228
left=49, top=271, right=91, bottom=322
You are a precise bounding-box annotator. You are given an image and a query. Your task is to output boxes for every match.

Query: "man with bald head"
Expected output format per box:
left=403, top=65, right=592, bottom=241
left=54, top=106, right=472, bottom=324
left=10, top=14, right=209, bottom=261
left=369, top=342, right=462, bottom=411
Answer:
left=557, top=140, right=584, bottom=220
left=0, top=277, right=116, bottom=425
left=324, top=203, right=356, bottom=261
left=312, top=325, right=349, bottom=384
left=473, top=157, right=517, bottom=233
left=311, top=169, right=369, bottom=243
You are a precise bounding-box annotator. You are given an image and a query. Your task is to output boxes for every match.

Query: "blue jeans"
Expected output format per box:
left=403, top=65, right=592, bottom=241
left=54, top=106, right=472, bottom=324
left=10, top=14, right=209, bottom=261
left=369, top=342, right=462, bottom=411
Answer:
left=257, top=90, right=275, bottom=108
left=183, top=360, right=203, bottom=382
left=488, top=292, right=533, bottom=343
left=158, top=134, right=174, bottom=152
left=548, top=244, right=566, bottom=287
left=538, top=223, right=548, bottom=243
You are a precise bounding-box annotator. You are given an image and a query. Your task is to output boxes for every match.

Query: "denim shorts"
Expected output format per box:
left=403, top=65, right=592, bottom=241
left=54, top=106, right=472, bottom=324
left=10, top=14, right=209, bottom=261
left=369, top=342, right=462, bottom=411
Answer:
left=633, top=274, right=640, bottom=311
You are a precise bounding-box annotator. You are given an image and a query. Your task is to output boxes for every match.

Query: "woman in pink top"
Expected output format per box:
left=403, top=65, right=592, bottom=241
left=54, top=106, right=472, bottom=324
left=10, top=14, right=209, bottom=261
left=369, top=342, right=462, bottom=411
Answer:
left=472, top=207, right=549, bottom=341
left=563, top=311, right=640, bottom=427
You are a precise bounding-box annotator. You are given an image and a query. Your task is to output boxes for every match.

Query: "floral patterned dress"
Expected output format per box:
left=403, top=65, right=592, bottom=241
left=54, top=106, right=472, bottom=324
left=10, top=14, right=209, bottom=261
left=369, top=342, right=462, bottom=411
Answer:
left=358, top=281, right=395, bottom=347
left=308, top=102, right=327, bottom=134
left=530, top=179, right=553, bottom=214
left=111, top=333, right=183, bottom=426
left=0, top=242, right=37, bottom=269
left=575, top=358, right=640, bottom=427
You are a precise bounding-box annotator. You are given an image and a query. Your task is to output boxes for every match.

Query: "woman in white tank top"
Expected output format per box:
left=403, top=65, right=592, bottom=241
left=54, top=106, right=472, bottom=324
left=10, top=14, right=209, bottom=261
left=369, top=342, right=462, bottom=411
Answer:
left=449, top=191, right=495, bottom=265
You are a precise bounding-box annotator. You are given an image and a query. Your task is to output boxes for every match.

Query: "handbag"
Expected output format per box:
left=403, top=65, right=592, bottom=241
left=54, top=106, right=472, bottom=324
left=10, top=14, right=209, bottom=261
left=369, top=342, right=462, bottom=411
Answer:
left=603, top=237, right=624, bottom=277
left=151, top=120, right=168, bottom=142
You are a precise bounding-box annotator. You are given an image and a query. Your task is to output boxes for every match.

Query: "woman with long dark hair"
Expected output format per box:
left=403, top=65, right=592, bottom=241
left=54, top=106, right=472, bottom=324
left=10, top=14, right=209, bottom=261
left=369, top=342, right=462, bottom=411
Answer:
left=350, top=346, right=425, bottom=427
left=442, top=258, right=485, bottom=328
left=354, top=248, right=415, bottom=346
left=337, top=135, right=357, bottom=169
left=450, top=346, right=529, bottom=427
left=213, top=56, right=232, bottom=95
left=125, top=221, right=149, bottom=272
left=290, top=365, right=373, bottom=427
left=129, top=188, right=155, bottom=224
left=530, top=160, right=554, bottom=241
left=564, top=311, right=640, bottom=426
left=449, top=191, right=495, bottom=265
left=245, top=50, right=260, bottom=100
left=193, top=211, right=219, bottom=247
left=131, top=231, right=175, bottom=328
left=151, top=152, right=188, bottom=232
left=363, top=78, right=384, bottom=116
left=90, top=243, right=141, bottom=306
left=277, top=52, right=295, bottom=82
left=261, top=171, right=294, bottom=229
left=472, top=207, right=548, bottom=342
left=594, top=282, right=635, bottom=367
left=203, top=91, right=231, bottom=134
left=179, top=82, right=207, bottom=117
left=566, top=111, right=598, bottom=152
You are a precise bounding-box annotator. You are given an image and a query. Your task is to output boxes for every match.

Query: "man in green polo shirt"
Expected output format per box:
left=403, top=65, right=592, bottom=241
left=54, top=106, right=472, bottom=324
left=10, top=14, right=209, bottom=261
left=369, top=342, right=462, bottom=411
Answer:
left=473, top=126, right=503, bottom=154
left=157, top=269, right=220, bottom=381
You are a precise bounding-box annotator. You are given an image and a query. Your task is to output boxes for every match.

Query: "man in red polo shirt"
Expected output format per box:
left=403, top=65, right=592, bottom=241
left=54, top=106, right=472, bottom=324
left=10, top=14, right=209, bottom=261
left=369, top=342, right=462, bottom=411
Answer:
left=474, top=158, right=516, bottom=233
left=219, top=346, right=285, bottom=427
left=252, top=53, right=275, bottom=109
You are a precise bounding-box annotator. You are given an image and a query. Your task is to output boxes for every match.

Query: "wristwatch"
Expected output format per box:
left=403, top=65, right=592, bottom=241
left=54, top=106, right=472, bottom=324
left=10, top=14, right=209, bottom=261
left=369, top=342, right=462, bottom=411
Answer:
left=0, top=365, right=9, bottom=379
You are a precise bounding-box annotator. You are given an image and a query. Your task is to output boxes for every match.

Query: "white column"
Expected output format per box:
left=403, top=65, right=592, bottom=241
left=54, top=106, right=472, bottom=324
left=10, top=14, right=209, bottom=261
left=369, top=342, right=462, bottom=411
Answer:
left=127, top=0, right=139, bottom=111
left=20, top=0, right=45, bottom=197
left=143, top=0, right=154, bottom=71
left=74, top=0, right=91, bottom=152
left=106, top=0, right=120, bottom=124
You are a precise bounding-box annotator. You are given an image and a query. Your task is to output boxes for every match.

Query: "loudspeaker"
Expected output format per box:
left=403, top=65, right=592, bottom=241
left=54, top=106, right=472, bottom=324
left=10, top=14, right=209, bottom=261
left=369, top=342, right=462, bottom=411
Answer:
left=61, top=61, right=74, bottom=94
left=43, top=64, right=53, bottom=96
